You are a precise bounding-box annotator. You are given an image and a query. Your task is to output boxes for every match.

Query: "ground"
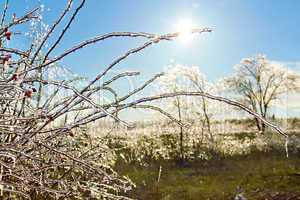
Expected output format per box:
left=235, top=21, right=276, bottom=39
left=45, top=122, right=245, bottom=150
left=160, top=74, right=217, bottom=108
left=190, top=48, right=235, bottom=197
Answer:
left=116, top=151, right=300, bottom=200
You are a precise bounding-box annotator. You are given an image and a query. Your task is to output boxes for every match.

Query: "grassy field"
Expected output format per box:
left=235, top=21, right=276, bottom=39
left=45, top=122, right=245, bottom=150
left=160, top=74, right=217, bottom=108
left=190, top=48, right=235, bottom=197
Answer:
left=116, top=151, right=300, bottom=200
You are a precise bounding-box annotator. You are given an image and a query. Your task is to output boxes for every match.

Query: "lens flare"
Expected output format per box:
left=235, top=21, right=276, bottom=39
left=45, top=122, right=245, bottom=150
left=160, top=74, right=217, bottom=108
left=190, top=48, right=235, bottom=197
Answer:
left=175, top=19, right=195, bottom=43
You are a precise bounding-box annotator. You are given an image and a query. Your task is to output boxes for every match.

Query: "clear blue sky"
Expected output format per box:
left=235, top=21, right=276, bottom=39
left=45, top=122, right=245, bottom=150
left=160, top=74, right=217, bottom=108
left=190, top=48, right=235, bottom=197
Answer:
left=5, top=0, right=300, bottom=119
left=8, top=0, right=300, bottom=81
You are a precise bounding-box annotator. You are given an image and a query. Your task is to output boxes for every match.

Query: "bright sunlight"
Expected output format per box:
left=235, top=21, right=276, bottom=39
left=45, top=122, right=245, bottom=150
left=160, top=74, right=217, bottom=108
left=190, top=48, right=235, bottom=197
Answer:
left=174, top=19, right=195, bottom=43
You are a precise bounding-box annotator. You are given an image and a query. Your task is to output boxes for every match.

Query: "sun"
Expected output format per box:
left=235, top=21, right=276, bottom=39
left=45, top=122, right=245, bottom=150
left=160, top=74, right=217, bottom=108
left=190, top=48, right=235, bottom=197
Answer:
left=174, top=19, right=195, bottom=43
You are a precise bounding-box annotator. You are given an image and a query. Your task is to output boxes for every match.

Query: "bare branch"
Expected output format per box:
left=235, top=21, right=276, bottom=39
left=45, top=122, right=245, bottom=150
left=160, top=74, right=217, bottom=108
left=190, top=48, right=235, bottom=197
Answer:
left=120, top=91, right=288, bottom=138
left=42, top=0, right=86, bottom=62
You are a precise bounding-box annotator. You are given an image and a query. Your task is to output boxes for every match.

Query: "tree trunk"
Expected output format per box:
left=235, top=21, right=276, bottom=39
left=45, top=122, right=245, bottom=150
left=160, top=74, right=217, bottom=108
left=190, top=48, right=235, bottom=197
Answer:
left=201, top=97, right=213, bottom=143
left=176, top=98, right=184, bottom=161
left=179, top=125, right=184, bottom=161
left=254, top=117, right=262, bottom=132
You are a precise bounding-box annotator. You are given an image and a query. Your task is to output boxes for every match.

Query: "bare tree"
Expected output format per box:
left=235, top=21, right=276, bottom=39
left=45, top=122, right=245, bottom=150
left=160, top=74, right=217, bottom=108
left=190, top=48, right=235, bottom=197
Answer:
left=225, top=54, right=300, bottom=133
left=158, top=64, right=217, bottom=159
left=174, top=65, right=216, bottom=143
left=159, top=74, right=187, bottom=161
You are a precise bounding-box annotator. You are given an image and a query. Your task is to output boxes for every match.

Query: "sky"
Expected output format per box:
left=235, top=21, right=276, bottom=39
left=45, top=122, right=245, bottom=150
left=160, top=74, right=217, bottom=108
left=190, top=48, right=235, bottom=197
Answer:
left=4, top=0, right=300, bottom=117
left=8, top=0, right=300, bottom=78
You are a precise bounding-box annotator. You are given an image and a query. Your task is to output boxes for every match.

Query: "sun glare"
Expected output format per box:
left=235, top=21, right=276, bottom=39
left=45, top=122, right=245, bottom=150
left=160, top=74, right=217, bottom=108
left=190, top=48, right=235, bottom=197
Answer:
left=175, top=19, right=195, bottom=43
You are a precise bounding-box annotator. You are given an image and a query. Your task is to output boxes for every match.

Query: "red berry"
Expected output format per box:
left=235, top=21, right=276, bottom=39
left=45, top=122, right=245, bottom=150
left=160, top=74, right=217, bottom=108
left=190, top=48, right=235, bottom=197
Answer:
left=12, top=74, right=18, bottom=81
left=24, top=90, right=33, bottom=98
left=5, top=31, right=11, bottom=40
left=2, top=54, right=11, bottom=62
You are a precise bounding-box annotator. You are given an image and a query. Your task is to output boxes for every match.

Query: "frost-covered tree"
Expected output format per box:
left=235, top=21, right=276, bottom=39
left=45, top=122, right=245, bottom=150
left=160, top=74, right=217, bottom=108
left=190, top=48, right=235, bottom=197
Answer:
left=225, top=54, right=300, bottom=133
left=158, top=64, right=217, bottom=158
left=0, top=1, right=213, bottom=198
